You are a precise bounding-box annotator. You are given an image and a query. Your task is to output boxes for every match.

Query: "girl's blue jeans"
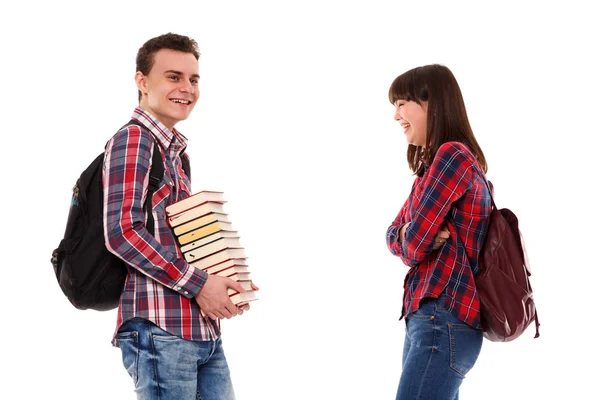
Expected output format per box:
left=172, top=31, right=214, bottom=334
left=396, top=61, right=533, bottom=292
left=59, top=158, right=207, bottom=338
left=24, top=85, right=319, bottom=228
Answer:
left=396, top=294, right=483, bottom=400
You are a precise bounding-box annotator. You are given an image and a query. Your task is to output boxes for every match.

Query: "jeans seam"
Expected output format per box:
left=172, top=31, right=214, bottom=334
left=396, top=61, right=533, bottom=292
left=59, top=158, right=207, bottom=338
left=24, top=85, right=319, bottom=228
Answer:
left=134, top=333, right=140, bottom=386
left=410, top=315, right=433, bottom=320
left=414, top=306, right=439, bottom=399
left=150, top=327, right=162, bottom=400
left=118, top=331, right=140, bottom=386
left=207, top=338, right=217, bottom=360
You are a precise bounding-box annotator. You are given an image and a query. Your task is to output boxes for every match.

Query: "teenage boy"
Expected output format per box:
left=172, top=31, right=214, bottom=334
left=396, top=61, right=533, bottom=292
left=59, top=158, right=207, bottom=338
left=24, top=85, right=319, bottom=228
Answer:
left=103, top=32, right=254, bottom=400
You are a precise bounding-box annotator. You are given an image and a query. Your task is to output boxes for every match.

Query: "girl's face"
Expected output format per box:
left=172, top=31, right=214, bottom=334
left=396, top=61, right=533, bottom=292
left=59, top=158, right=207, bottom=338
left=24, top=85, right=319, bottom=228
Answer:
left=394, top=99, right=428, bottom=147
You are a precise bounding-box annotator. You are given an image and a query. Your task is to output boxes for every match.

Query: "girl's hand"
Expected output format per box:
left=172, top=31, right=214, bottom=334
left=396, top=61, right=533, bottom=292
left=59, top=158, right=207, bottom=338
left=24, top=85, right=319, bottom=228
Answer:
left=433, top=227, right=450, bottom=250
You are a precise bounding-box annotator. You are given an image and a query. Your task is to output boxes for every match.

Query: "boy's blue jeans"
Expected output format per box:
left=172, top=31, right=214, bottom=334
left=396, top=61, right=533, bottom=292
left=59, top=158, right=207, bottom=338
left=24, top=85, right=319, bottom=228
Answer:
left=396, top=295, right=483, bottom=400
left=116, top=318, right=235, bottom=400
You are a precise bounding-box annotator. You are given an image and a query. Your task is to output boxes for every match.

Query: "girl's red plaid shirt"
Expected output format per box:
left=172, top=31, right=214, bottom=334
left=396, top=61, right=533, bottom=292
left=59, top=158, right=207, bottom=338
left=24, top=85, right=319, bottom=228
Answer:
left=386, top=141, right=492, bottom=329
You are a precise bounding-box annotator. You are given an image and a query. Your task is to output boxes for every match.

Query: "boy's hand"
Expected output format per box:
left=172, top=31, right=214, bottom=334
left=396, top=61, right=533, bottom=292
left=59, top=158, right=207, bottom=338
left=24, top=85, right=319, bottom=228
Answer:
left=195, top=275, right=244, bottom=320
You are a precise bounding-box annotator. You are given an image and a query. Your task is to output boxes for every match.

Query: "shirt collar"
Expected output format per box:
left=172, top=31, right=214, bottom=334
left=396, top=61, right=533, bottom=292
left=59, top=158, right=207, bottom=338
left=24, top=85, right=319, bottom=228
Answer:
left=130, top=107, right=188, bottom=154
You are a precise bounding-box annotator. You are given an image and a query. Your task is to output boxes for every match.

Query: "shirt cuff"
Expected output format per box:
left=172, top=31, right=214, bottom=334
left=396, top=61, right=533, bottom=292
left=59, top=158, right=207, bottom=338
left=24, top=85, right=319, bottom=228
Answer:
left=172, top=265, right=208, bottom=298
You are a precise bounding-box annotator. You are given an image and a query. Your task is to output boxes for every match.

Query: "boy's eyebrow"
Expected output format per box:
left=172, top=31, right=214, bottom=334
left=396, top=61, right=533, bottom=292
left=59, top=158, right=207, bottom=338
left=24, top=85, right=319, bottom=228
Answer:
left=165, top=70, right=200, bottom=79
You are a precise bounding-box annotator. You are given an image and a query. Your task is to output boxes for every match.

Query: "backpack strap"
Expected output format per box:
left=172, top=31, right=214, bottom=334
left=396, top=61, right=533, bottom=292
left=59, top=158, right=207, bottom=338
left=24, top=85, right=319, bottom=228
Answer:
left=115, top=120, right=164, bottom=236
left=181, top=152, right=191, bottom=181
left=146, top=141, right=164, bottom=235
left=116, top=120, right=190, bottom=235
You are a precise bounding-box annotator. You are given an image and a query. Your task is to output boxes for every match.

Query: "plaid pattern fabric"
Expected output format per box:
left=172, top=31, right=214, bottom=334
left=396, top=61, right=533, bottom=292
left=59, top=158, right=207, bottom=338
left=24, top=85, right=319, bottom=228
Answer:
left=103, top=108, right=219, bottom=344
left=386, top=142, right=492, bottom=328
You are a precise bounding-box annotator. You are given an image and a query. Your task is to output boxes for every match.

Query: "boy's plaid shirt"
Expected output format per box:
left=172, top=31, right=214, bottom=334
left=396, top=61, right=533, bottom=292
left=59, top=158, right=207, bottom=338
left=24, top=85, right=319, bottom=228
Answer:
left=103, top=108, right=219, bottom=344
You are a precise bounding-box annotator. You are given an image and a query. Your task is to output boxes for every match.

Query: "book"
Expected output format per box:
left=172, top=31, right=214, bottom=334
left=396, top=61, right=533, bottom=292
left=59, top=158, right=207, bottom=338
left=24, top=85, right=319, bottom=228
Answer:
left=168, top=190, right=258, bottom=317
left=227, top=280, right=253, bottom=293
left=165, top=190, right=225, bottom=217
left=190, top=248, right=247, bottom=270
left=206, top=263, right=249, bottom=276
left=173, top=212, right=230, bottom=236
left=168, top=202, right=227, bottom=228
left=180, top=231, right=240, bottom=253
left=177, top=221, right=234, bottom=246
left=197, top=258, right=247, bottom=272
left=229, top=290, right=258, bottom=305
left=183, top=237, right=243, bottom=263
left=223, top=272, right=252, bottom=281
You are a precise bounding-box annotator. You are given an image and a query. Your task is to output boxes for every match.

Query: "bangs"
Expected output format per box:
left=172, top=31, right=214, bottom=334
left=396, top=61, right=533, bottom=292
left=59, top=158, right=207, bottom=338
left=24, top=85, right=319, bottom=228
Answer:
left=388, top=68, right=428, bottom=104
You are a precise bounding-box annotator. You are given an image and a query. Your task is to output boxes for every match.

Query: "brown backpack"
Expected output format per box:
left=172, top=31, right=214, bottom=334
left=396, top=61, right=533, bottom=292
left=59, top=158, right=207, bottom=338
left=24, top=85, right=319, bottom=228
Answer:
left=475, top=179, right=540, bottom=342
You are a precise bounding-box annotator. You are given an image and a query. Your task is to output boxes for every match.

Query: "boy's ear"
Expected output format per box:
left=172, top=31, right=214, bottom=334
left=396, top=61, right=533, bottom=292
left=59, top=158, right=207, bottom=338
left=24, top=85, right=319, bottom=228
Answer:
left=135, top=71, right=147, bottom=95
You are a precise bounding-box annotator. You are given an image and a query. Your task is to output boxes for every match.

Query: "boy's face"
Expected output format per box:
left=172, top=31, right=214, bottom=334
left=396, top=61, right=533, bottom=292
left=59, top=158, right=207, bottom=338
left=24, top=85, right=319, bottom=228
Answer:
left=136, top=48, right=200, bottom=130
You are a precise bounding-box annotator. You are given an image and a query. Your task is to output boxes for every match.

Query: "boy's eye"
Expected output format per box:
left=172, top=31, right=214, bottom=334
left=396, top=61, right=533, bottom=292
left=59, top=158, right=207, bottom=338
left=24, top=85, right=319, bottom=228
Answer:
left=191, top=79, right=199, bottom=85
left=169, top=75, right=179, bottom=81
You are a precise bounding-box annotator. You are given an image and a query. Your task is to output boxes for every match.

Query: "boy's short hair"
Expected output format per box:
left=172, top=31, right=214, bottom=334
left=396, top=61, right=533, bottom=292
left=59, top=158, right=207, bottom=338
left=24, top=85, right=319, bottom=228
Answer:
left=136, top=33, right=200, bottom=101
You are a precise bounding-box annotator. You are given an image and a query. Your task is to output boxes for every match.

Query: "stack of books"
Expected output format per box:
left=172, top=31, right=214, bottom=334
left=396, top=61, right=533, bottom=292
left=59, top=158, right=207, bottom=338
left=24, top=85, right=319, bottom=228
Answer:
left=166, top=190, right=257, bottom=306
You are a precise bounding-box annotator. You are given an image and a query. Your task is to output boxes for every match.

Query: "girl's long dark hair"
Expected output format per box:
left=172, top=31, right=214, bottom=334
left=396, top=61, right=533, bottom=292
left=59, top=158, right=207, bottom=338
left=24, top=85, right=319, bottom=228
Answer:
left=389, top=64, right=487, bottom=177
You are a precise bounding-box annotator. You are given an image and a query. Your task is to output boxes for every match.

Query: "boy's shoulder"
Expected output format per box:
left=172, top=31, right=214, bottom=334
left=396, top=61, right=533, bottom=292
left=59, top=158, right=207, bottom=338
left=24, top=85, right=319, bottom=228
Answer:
left=107, top=120, right=155, bottom=150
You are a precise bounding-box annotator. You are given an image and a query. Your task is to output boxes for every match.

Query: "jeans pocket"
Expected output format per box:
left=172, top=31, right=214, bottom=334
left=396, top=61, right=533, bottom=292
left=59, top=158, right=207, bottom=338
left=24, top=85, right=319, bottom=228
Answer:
left=407, top=297, right=437, bottom=321
left=117, top=331, right=140, bottom=385
left=448, top=322, right=483, bottom=376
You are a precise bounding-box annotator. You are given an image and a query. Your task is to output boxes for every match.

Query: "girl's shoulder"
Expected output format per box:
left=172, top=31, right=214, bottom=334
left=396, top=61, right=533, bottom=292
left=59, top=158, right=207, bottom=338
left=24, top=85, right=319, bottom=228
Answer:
left=437, top=141, right=472, bottom=155
left=436, top=141, right=478, bottom=164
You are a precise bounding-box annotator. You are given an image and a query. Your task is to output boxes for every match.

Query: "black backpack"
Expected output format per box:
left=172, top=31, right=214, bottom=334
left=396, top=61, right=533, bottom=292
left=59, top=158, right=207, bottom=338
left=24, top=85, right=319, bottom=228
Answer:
left=51, top=122, right=190, bottom=311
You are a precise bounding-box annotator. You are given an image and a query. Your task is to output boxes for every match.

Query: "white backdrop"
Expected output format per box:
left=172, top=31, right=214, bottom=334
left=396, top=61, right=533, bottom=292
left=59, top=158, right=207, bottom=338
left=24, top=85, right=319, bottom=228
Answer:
left=1, top=1, right=598, bottom=399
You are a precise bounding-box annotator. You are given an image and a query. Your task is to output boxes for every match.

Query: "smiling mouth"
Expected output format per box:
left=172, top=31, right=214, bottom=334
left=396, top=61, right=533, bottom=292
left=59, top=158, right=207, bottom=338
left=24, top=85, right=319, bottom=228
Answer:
left=170, top=99, right=191, bottom=105
left=401, top=123, right=410, bottom=132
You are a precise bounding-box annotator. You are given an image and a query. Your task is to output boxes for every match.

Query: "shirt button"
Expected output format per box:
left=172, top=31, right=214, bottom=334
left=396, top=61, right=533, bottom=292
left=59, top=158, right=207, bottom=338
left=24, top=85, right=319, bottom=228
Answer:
left=184, top=291, right=189, bottom=295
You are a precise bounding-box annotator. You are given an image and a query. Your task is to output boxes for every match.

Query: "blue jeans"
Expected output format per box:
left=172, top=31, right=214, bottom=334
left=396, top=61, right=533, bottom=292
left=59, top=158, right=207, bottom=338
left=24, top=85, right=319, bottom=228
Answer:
left=116, top=318, right=235, bottom=400
left=396, top=295, right=483, bottom=400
